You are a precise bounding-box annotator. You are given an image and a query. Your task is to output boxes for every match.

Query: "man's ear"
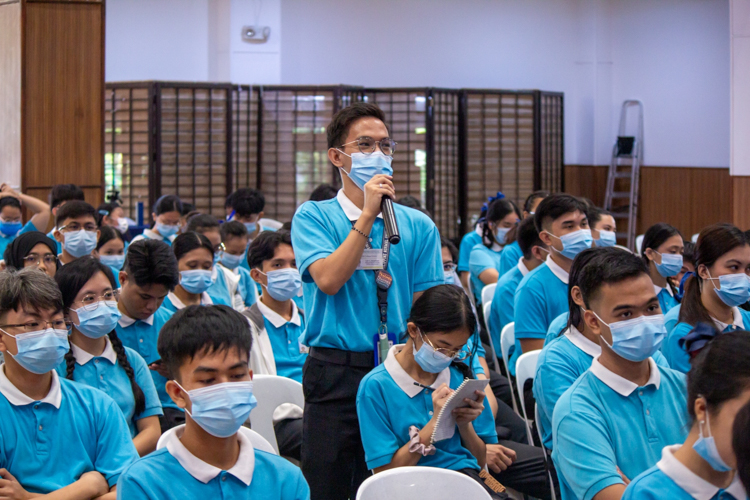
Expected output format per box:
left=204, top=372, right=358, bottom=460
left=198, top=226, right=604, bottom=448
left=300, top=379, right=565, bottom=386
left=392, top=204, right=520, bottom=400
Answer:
left=531, top=245, right=547, bottom=262
left=53, top=229, right=63, bottom=243
left=583, top=309, right=602, bottom=336
left=249, top=369, right=253, bottom=381
left=571, top=286, right=585, bottom=307
left=257, top=211, right=264, bottom=221
left=165, top=380, right=188, bottom=410
left=95, top=229, right=101, bottom=241
left=118, top=271, right=128, bottom=287
left=250, top=268, right=264, bottom=285
left=328, top=148, right=346, bottom=168
left=538, top=230, right=553, bottom=247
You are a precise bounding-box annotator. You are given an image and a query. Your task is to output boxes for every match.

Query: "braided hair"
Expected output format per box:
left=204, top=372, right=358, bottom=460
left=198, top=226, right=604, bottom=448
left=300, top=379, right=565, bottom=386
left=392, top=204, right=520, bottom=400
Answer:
left=56, top=257, right=146, bottom=415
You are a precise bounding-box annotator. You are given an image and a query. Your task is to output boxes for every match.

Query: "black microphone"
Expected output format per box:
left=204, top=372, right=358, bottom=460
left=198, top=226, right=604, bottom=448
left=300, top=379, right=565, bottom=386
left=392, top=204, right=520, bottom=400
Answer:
left=381, top=196, right=400, bottom=245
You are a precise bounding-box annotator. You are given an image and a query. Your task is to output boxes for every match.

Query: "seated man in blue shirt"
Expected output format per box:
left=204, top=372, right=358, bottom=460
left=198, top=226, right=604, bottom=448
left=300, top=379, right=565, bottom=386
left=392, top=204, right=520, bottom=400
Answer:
left=117, top=305, right=310, bottom=499
left=217, top=221, right=257, bottom=309
left=46, top=183, right=86, bottom=254
left=115, top=239, right=181, bottom=432
left=226, top=188, right=274, bottom=271
left=0, top=184, right=51, bottom=258
left=0, top=267, right=137, bottom=499
left=53, top=201, right=100, bottom=266
left=551, top=249, right=689, bottom=500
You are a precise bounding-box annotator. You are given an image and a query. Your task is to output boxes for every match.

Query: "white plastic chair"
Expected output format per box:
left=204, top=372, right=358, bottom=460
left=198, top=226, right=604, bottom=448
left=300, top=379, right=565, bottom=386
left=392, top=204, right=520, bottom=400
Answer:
left=157, top=424, right=277, bottom=455
left=691, top=233, right=699, bottom=243
left=249, top=374, right=305, bottom=454
left=635, top=234, right=644, bottom=254
left=481, top=283, right=497, bottom=306
left=482, top=300, right=502, bottom=375
left=534, top=404, right=558, bottom=500
left=500, top=323, right=519, bottom=414
left=467, top=276, right=478, bottom=310
left=259, top=218, right=284, bottom=231
left=514, top=349, right=541, bottom=446
left=356, top=466, right=492, bottom=500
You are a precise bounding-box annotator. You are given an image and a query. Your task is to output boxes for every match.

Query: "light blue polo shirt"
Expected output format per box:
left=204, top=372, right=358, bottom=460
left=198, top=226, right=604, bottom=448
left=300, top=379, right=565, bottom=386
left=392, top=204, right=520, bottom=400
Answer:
left=291, top=191, right=443, bottom=352
left=468, top=245, right=502, bottom=303
left=131, top=229, right=176, bottom=246
left=489, top=261, right=528, bottom=354
left=663, top=307, right=750, bottom=373
left=498, top=240, right=523, bottom=277
left=236, top=266, right=258, bottom=307
left=664, top=304, right=681, bottom=336
left=46, top=228, right=63, bottom=254
left=0, top=220, right=37, bottom=257
left=356, top=345, right=498, bottom=471
left=116, top=429, right=310, bottom=499
left=257, top=299, right=307, bottom=383
left=207, top=266, right=234, bottom=307
left=0, top=370, right=138, bottom=493
left=623, top=445, right=748, bottom=500
left=465, top=333, right=486, bottom=377
left=458, top=228, right=482, bottom=273
left=656, top=285, right=679, bottom=314
left=116, top=307, right=177, bottom=410
left=511, top=257, right=569, bottom=375
left=161, top=290, right=230, bottom=316
left=55, top=338, right=163, bottom=437
left=552, top=358, right=689, bottom=500
left=545, top=312, right=570, bottom=345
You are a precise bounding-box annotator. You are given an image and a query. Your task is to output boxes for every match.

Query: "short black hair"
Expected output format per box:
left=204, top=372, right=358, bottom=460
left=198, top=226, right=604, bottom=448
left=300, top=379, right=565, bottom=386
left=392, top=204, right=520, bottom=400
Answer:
left=309, top=184, right=338, bottom=202
left=587, top=206, right=612, bottom=228
left=516, top=217, right=544, bottom=260
left=173, top=231, right=215, bottom=261
left=49, top=184, right=85, bottom=210
left=220, top=220, right=248, bottom=241
left=158, top=305, right=253, bottom=380
left=440, top=237, right=458, bottom=262
left=230, top=188, right=265, bottom=217
left=0, top=197, right=21, bottom=211
left=96, top=225, right=125, bottom=251
left=578, top=247, right=650, bottom=307
left=567, top=247, right=622, bottom=331
left=327, top=102, right=389, bottom=149
left=153, top=195, right=183, bottom=216
left=682, top=241, right=696, bottom=266
left=96, top=202, right=121, bottom=226
left=281, top=221, right=292, bottom=232
left=56, top=200, right=96, bottom=228
left=396, top=195, right=422, bottom=209
left=181, top=202, right=195, bottom=216
left=524, top=190, right=549, bottom=213
left=533, top=194, right=588, bottom=232
left=247, top=230, right=292, bottom=269
left=122, top=239, right=179, bottom=290
left=186, top=214, right=220, bottom=234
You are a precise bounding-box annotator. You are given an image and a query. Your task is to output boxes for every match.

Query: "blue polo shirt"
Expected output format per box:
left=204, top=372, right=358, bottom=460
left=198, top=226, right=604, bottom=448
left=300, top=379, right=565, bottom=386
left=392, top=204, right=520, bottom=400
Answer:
left=0, top=220, right=37, bottom=257
left=623, top=445, right=748, bottom=500
left=458, top=228, right=482, bottom=273
left=511, top=257, right=569, bottom=374
left=664, top=304, right=681, bottom=335
left=236, top=266, right=258, bottom=307
left=498, top=240, right=523, bottom=277
left=291, top=191, right=443, bottom=352
left=663, top=307, right=750, bottom=373
left=131, top=229, right=176, bottom=246
left=489, top=261, right=528, bottom=354
left=207, top=267, right=234, bottom=308
left=257, top=299, right=307, bottom=383
left=552, top=358, right=689, bottom=500
left=545, top=312, right=570, bottom=345
left=468, top=245, right=502, bottom=303
left=161, top=290, right=230, bottom=316
left=116, top=430, right=309, bottom=499
left=55, top=338, right=163, bottom=437
left=116, top=307, right=177, bottom=410
left=356, top=345, right=498, bottom=471
left=46, top=229, right=63, bottom=254
left=656, top=286, right=679, bottom=314
left=0, top=370, right=138, bottom=493
left=465, top=333, right=486, bottom=377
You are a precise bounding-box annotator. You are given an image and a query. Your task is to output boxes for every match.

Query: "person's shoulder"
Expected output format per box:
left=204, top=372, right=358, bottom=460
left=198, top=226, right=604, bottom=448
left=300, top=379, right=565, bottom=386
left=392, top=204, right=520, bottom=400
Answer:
left=119, top=447, right=174, bottom=480
left=670, top=321, right=693, bottom=337
left=393, top=203, right=436, bottom=230
left=657, top=362, right=688, bottom=386
left=61, top=377, right=119, bottom=410
left=154, top=305, right=176, bottom=323
left=359, top=363, right=390, bottom=390
left=122, top=346, right=149, bottom=369
left=623, top=465, right=676, bottom=500
left=254, top=448, right=306, bottom=478
left=294, top=198, right=338, bottom=218
left=740, top=308, right=750, bottom=324
left=522, top=262, right=549, bottom=284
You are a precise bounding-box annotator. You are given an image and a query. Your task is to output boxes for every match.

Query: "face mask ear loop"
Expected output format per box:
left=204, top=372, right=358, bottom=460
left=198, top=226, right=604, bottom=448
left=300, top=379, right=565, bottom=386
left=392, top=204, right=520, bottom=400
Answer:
left=173, top=381, right=194, bottom=418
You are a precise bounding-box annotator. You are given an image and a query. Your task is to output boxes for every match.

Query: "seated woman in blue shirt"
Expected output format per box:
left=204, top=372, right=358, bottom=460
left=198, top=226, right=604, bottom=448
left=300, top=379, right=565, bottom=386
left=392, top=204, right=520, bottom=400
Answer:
left=356, top=285, right=505, bottom=499
left=665, top=224, right=750, bottom=373
left=468, top=197, right=520, bottom=304
left=55, top=257, right=163, bottom=456
left=96, top=225, right=125, bottom=287
left=131, top=195, right=183, bottom=246
left=624, top=330, right=750, bottom=500
left=641, top=223, right=684, bottom=314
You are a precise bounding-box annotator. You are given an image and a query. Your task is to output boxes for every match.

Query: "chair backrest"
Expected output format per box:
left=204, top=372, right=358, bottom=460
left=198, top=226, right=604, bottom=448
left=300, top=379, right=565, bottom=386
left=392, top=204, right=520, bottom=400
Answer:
left=499, top=322, right=519, bottom=413
left=249, top=374, right=305, bottom=454
left=356, top=466, right=492, bottom=500
left=482, top=300, right=501, bottom=375
left=259, top=218, right=284, bottom=230
left=466, top=275, right=478, bottom=310
left=481, top=283, right=497, bottom=306
left=157, top=425, right=277, bottom=455
left=515, top=349, right=541, bottom=444
left=635, top=234, right=645, bottom=254
left=691, top=233, right=699, bottom=243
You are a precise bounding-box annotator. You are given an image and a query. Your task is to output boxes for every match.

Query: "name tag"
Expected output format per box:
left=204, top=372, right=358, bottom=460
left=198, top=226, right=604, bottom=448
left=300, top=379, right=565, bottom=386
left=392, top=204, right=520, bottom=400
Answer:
left=357, top=249, right=384, bottom=270
left=299, top=340, right=310, bottom=354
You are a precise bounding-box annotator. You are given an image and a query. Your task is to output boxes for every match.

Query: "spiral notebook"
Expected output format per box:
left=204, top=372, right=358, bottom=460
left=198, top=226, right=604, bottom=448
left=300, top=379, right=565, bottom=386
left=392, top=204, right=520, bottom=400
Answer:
left=430, top=378, right=490, bottom=443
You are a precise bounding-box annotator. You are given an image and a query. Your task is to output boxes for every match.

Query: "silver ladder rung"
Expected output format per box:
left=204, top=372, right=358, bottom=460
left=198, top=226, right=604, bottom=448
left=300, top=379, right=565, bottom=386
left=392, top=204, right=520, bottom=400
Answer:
left=613, top=172, right=632, bottom=179
left=611, top=192, right=631, bottom=199
left=611, top=212, right=631, bottom=219
left=615, top=232, right=630, bottom=239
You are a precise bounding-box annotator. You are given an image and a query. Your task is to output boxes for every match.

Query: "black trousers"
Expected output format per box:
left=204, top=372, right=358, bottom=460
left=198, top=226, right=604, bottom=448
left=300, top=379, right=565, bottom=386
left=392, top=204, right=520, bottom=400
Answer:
left=159, top=407, right=185, bottom=434
left=301, top=355, right=372, bottom=500
left=491, top=440, right=554, bottom=500
left=274, top=417, right=302, bottom=461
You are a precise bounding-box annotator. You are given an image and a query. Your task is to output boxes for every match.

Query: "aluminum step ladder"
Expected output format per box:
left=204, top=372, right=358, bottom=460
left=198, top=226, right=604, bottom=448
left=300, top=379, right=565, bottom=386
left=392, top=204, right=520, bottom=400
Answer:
left=604, top=100, right=643, bottom=251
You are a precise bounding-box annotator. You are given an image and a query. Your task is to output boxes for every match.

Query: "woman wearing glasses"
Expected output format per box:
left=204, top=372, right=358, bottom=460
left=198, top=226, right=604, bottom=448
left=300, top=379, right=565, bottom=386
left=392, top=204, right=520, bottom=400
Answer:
left=356, top=285, right=506, bottom=499
left=2, top=231, right=59, bottom=278
left=54, top=256, right=163, bottom=456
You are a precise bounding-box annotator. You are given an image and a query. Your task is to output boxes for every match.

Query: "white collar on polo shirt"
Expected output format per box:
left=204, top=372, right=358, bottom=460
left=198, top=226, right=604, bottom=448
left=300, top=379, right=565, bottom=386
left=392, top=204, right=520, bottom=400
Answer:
left=70, top=335, right=117, bottom=365
left=713, top=306, right=744, bottom=332
left=517, top=257, right=530, bottom=277
left=167, top=291, right=213, bottom=310
left=590, top=355, right=660, bottom=397
left=657, top=445, right=747, bottom=500
left=545, top=254, right=569, bottom=285
left=0, top=364, right=62, bottom=409
left=564, top=325, right=600, bottom=358
left=256, top=298, right=301, bottom=328
left=166, top=427, right=255, bottom=485
left=336, top=189, right=383, bottom=222
left=654, top=283, right=674, bottom=297
left=383, top=344, right=451, bottom=398
left=118, top=311, right=154, bottom=328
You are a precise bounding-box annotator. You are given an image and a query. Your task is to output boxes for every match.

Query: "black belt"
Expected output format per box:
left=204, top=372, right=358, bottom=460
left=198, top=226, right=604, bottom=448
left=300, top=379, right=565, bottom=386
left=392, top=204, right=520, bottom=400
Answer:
left=309, top=347, right=375, bottom=369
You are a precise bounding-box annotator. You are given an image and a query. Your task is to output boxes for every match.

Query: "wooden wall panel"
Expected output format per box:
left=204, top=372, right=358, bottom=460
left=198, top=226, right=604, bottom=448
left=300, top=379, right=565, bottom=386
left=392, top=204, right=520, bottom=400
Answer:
left=565, top=165, right=731, bottom=238
left=0, top=2, right=22, bottom=187
left=732, top=176, right=750, bottom=231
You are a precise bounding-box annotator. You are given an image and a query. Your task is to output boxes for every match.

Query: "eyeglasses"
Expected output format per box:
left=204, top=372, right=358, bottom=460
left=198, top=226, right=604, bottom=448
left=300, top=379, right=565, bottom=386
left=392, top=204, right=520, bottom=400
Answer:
left=73, top=291, right=120, bottom=311
left=216, top=242, right=226, bottom=253
left=24, top=254, right=57, bottom=267
left=339, top=137, right=398, bottom=156
left=59, top=223, right=98, bottom=232
left=0, top=320, right=72, bottom=332
left=0, top=217, right=21, bottom=224
left=418, top=329, right=469, bottom=361
left=443, top=262, right=457, bottom=272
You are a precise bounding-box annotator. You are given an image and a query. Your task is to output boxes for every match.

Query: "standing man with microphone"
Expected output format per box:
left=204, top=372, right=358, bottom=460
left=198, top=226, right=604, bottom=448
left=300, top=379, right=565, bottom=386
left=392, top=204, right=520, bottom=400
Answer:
left=292, top=102, right=444, bottom=500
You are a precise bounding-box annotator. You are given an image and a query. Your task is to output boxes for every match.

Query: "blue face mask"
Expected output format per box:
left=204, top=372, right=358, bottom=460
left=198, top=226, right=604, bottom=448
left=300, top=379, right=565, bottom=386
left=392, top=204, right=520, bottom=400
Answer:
left=0, top=220, right=23, bottom=236
left=261, top=268, right=302, bottom=302
left=693, top=411, right=732, bottom=472
left=654, top=251, right=683, bottom=278
left=708, top=272, right=750, bottom=308
left=178, top=381, right=257, bottom=438
left=0, top=327, right=69, bottom=374
left=340, top=152, right=393, bottom=190
left=180, top=269, right=215, bottom=294
left=220, top=251, right=245, bottom=270
left=154, top=222, right=179, bottom=238
left=63, top=230, right=98, bottom=258
left=444, top=270, right=455, bottom=285
left=99, top=254, right=125, bottom=271
left=594, top=312, right=666, bottom=362
left=413, top=330, right=455, bottom=373
left=495, top=226, right=511, bottom=246
left=548, top=229, right=593, bottom=260
left=73, top=301, right=122, bottom=339
left=595, top=230, right=617, bottom=248
left=244, top=222, right=257, bottom=234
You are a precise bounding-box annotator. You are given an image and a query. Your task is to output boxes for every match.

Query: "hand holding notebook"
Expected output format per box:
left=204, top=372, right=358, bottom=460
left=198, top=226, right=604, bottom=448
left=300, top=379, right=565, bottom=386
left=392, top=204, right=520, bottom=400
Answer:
left=430, top=378, right=490, bottom=443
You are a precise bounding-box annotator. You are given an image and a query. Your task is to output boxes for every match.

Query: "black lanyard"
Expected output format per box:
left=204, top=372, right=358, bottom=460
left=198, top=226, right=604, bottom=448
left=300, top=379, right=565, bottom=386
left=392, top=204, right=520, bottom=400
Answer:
left=355, top=221, right=392, bottom=330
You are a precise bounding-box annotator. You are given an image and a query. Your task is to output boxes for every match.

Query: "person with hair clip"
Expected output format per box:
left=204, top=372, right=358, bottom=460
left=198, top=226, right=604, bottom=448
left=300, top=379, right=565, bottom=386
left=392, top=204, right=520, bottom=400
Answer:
left=664, top=223, right=750, bottom=373
left=131, top=195, right=183, bottom=245
left=588, top=207, right=617, bottom=248
left=95, top=225, right=126, bottom=287
left=356, top=285, right=505, bottom=499
left=641, top=223, right=684, bottom=314
left=161, top=232, right=231, bottom=314
left=623, top=330, right=750, bottom=499
left=97, top=202, right=131, bottom=242
left=2, top=231, right=58, bottom=278
left=55, top=257, right=163, bottom=456
left=468, top=196, right=521, bottom=303
left=733, top=400, right=750, bottom=492
left=498, top=190, right=549, bottom=277
left=217, top=220, right=257, bottom=310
